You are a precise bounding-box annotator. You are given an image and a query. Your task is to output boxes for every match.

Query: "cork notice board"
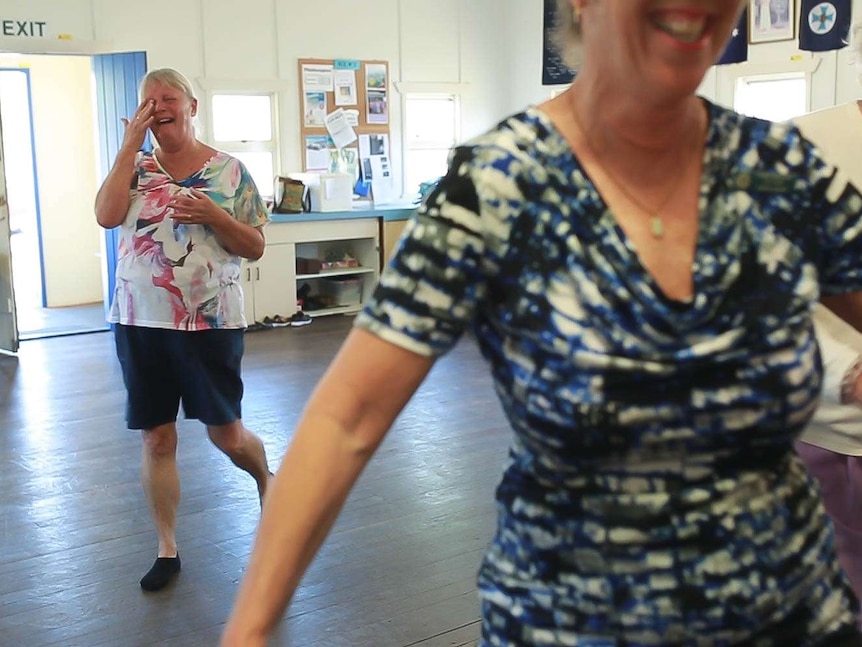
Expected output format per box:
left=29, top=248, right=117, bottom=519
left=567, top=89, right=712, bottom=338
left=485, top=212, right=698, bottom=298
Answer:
left=298, top=58, right=391, bottom=183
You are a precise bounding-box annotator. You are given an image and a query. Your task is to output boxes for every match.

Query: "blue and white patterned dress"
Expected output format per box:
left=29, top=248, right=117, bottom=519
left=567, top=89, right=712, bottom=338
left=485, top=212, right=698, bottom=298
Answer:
left=355, top=101, right=862, bottom=646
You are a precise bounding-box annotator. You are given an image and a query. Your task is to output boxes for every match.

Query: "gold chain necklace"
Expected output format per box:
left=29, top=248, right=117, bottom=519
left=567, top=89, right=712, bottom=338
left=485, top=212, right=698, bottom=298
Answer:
left=570, top=108, right=698, bottom=240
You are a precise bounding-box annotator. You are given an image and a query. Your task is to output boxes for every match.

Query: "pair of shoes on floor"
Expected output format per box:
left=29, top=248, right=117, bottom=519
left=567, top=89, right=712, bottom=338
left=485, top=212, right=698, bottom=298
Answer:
left=245, top=321, right=272, bottom=333
left=289, top=311, right=312, bottom=327
left=140, top=553, right=181, bottom=592
left=262, top=315, right=292, bottom=328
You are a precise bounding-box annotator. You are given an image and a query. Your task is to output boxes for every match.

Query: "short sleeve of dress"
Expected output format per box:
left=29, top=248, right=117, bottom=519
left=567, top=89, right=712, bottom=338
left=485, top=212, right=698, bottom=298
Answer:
left=354, top=146, right=493, bottom=357
left=231, top=158, right=270, bottom=228
left=798, top=131, right=862, bottom=295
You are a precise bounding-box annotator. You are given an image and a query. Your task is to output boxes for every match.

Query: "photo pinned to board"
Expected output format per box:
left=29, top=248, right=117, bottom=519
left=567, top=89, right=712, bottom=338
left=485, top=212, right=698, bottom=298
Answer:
left=365, top=62, right=388, bottom=125
left=304, top=134, right=335, bottom=171
left=303, top=91, right=327, bottom=127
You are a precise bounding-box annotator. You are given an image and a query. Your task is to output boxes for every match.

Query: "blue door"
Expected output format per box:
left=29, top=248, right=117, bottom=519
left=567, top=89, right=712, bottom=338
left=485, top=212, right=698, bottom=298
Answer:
left=92, top=52, right=148, bottom=317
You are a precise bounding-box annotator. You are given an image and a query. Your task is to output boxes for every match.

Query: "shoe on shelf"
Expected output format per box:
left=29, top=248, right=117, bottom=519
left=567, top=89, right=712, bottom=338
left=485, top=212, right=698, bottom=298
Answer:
left=289, top=311, right=313, bottom=327
left=297, top=282, right=311, bottom=301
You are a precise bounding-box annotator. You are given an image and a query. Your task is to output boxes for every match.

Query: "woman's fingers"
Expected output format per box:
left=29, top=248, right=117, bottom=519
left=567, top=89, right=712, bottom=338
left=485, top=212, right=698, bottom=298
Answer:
left=189, top=188, right=214, bottom=203
left=135, top=98, right=155, bottom=119
left=124, top=99, right=155, bottom=132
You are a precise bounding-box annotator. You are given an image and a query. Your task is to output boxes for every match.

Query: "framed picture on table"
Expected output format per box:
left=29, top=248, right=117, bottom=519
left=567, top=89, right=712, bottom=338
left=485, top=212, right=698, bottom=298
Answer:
left=749, top=0, right=795, bottom=43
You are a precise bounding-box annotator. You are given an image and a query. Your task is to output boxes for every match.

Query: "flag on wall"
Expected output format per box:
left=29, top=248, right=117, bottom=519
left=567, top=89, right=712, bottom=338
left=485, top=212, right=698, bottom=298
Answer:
left=717, top=8, right=748, bottom=65
left=799, top=0, right=851, bottom=51
left=542, top=0, right=575, bottom=85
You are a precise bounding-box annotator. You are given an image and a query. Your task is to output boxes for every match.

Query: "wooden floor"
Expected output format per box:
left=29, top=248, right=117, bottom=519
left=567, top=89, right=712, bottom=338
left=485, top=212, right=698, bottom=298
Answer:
left=16, top=302, right=108, bottom=341
left=0, top=316, right=510, bottom=646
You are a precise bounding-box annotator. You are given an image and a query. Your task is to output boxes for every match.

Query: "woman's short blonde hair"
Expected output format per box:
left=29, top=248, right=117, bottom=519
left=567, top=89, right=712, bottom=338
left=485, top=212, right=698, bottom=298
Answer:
left=139, top=68, right=196, bottom=101
left=550, top=0, right=581, bottom=71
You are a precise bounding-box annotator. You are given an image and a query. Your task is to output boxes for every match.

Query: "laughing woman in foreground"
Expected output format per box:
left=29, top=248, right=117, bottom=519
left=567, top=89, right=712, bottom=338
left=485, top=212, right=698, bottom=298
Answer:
left=222, top=1, right=862, bottom=645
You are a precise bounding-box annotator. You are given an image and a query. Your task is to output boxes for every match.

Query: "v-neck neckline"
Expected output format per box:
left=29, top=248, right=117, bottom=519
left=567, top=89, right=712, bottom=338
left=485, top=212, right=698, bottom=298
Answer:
left=152, top=149, right=219, bottom=182
left=528, top=101, right=723, bottom=311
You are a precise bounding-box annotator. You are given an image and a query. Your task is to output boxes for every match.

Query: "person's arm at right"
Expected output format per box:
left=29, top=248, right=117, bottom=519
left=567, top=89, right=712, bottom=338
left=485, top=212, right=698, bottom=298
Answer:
left=94, top=99, right=155, bottom=228
left=814, top=305, right=862, bottom=406
left=220, top=327, right=435, bottom=647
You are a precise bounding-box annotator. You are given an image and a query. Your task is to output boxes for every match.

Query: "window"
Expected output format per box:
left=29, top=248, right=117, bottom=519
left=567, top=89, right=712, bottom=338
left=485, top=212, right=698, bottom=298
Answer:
left=209, top=93, right=278, bottom=198
left=734, top=74, right=807, bottom=122
left=403, top=94, right=458, bottom=198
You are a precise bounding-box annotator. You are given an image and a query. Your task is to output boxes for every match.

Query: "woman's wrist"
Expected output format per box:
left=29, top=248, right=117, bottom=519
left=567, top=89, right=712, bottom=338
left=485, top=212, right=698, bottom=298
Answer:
left=220, top=621, right=267, bottom=647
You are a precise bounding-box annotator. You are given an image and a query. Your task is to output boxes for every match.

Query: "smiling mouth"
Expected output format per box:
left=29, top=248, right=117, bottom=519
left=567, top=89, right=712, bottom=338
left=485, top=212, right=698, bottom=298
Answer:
left=651, top=12, right=709, bottom=43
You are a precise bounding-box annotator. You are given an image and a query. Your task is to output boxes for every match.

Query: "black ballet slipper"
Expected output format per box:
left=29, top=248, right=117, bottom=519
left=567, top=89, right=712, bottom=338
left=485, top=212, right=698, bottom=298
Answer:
left=139, top=554, right=181, bottom=592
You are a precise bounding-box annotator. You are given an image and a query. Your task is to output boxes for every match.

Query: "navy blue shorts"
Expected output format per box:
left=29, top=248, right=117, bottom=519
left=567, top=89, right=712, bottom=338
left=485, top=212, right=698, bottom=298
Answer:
left=114, top=324, right=244, bottom=430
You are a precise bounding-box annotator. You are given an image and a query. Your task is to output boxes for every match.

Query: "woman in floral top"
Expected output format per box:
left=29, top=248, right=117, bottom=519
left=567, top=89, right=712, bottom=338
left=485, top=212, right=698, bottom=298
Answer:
left=95, top=68, right=272, bottom=593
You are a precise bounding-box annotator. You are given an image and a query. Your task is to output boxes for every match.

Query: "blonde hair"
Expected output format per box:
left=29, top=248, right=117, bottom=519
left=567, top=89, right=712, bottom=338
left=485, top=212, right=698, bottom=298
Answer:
left=550, top=0, right=581, bottom=71
left=139, top=68, right=196, bottom=101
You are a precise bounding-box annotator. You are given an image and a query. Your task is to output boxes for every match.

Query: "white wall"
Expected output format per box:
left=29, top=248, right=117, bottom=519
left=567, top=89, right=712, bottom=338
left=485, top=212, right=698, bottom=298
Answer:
left=0, top=0, right=507, bottom=308
left=86, top=0, right=508, bottom=179
left=0, top=53, right=102, bottom=307
left=0, top=0, right=857, bottom=309
left=506, top=0, right=862, bottom=115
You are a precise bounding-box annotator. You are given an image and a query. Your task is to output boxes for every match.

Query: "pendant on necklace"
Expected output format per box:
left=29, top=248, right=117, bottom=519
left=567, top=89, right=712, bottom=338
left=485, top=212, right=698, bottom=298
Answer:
left=650, top=216, right=664, bottom=239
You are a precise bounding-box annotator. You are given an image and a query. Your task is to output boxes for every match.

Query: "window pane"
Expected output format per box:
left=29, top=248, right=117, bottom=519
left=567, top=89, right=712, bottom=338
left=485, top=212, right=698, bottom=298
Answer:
left=212, top=95, right=272, bottom=142
left=734, top=77, right=806, bottom=122
left=405, top=96, right=456, bottom=145
left=404, top=149, right=450, bottom=198
left=231, top=151, right=275, bottom=198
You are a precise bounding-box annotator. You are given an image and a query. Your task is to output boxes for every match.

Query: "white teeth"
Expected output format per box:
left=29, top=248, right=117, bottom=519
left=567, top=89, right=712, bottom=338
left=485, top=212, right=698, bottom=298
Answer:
left=652, top=15, right=707, bottom=42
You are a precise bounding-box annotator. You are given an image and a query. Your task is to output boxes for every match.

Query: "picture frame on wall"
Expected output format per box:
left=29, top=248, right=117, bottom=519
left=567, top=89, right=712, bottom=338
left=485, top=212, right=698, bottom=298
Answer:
left=748, top=0, right=795, bottom=43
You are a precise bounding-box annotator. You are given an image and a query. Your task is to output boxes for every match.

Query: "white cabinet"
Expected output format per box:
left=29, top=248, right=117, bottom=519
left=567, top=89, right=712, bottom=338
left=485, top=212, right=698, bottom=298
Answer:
left=280, top=217, right=380, bottom=318
left=241, top=243, right=297, bottom=324
left=242, top=216, right=380, bottom=324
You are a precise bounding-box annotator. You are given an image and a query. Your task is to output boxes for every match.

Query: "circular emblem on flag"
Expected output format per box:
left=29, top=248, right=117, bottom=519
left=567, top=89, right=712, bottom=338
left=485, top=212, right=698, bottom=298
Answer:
left=808, top=2, right=837, bottom=34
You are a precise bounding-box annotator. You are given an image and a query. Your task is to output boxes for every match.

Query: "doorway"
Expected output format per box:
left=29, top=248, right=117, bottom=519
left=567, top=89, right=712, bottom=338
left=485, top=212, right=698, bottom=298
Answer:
left=0, top=55, right=108, bottom=340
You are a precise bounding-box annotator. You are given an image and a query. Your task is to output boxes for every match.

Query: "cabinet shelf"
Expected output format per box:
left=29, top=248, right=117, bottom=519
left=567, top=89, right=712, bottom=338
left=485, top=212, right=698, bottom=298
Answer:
left=296, top=266, right=376, bottom=281
left=243, top=217, right=380, bottom=324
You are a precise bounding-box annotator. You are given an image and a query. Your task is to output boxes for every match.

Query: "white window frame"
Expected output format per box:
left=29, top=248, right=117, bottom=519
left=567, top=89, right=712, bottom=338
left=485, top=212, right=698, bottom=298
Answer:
left=733, top=71, right=809, bottom=122
left=713, top=57, right=821, bottom=118
left=401, top=91, right=460, bottom=199
left=205, top=90, right=280, bottom=198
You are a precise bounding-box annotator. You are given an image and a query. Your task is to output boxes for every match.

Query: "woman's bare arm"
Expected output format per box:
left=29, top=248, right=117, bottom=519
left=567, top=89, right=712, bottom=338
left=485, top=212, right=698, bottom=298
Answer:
left=94, top=99, right=155, bottom=229
left=220, top=327, right=435, bottom=646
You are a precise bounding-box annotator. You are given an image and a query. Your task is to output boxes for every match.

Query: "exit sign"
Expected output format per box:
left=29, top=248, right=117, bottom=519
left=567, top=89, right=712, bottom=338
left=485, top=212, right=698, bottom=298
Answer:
left=1, top=20, right=47, bottom=37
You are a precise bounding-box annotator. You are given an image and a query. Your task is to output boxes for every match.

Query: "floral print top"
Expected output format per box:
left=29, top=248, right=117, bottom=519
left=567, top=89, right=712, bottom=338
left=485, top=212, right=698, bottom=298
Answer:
left=355, top=101, right=862, bottom=644
left=108, top=150, right=269, bottom=331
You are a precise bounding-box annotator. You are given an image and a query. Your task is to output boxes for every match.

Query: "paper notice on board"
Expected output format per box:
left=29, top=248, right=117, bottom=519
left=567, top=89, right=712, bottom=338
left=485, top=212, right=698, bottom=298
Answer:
left=366, top=89, right=388, bottom=124
left=343, top=109, right=360, bottom=127
left=369, top=155, right=395, bottom=204
left=305, top=135, right=333, bottom=171
left=303, top=91, right=327, bottom=127
left=324, top=108, right=358, bottom=149
left=358, top=134, right=370, bottom=159
left=333, top=69, right=357, bottom=106
left=357, top=133, right=387, bottom=159
left=302, top=63, right=334, bottom=92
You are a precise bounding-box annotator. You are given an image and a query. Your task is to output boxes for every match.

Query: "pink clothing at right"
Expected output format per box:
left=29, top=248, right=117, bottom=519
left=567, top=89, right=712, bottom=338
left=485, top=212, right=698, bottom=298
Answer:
left=796, top=441, right=862, bottom=609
